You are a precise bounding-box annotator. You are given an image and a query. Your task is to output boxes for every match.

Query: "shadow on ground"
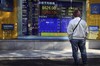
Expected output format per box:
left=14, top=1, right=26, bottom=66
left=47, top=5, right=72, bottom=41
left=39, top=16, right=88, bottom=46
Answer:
left=0, top=58, right=100, bottom=66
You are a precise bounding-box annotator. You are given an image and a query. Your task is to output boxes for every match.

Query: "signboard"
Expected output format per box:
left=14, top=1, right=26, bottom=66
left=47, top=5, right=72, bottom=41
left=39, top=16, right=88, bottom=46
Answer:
left=91, top=4, right=100, bottom=14
left=89, top=26, right=99, bottom=31
left=2, top=24, right=14, bottom=30
left=39, top=0, right=58, bottom=17
left=88, top=26, right=99, bottom=39
left=0, top=0, right=14, bottom=12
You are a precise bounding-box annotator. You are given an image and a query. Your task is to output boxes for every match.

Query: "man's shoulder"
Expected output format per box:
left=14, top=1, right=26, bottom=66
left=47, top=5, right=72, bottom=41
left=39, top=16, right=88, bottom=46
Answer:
left=81, top=19, right=86, bottom=22
left=81, top=19, right=86, bottom=23
left=69, top=19, right=74, bottom=23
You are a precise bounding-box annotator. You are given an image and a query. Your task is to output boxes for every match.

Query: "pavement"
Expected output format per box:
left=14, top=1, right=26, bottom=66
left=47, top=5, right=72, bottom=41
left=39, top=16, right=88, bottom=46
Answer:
left=0, top=49, right=100, bottom=60
left=0, top=49, right=100, bottom=66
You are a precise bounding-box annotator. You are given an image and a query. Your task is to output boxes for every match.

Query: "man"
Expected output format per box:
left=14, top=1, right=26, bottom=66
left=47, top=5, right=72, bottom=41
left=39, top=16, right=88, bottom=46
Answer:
left=67, top=10, right=88, bottom=65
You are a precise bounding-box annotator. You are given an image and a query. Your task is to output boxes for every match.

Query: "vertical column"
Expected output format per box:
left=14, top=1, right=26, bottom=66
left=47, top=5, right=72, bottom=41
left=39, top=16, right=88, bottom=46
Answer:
left=18, top=0, right=23, bottom=36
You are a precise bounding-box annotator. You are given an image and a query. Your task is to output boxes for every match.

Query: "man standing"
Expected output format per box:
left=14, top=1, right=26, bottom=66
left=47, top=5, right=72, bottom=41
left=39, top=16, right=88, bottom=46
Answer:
left=67, top=10, right=88, bottom=65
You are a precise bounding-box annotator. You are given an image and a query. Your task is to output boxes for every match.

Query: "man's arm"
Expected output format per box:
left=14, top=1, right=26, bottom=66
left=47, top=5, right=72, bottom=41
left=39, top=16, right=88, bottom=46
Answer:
left=85, top=22, right=89, bottom=37
left=67, top=22, right=73, bottom=35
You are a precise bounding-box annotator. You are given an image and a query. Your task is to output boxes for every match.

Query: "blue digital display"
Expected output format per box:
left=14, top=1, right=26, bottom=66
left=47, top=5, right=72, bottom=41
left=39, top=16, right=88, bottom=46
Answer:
left=38, top=17, right=71, bottom=33
left=38, top=18, right=60, bottom=32
left=61, top=17, right=71, bottom=32
left=91, top=4, right=100, bottom=14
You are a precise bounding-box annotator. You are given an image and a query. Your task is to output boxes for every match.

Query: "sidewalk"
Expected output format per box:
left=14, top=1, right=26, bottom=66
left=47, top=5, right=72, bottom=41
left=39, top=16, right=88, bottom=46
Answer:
left=0, top=49, right=100, bottom=60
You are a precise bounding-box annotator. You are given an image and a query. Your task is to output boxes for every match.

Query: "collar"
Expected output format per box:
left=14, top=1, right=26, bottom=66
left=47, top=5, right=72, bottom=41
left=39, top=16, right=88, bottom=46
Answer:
left=74, top=17, right=80, bottom=19
left=74, top=17, right=81, bottom=20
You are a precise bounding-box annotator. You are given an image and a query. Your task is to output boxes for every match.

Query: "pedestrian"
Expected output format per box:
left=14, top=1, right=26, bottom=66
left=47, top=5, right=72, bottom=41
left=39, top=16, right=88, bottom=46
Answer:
left=67, top=9, right=88, bottom=65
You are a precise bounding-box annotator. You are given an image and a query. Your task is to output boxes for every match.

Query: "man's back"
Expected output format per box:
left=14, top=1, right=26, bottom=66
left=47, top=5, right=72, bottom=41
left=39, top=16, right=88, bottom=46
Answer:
left=67, top=17, right=88, bottom=39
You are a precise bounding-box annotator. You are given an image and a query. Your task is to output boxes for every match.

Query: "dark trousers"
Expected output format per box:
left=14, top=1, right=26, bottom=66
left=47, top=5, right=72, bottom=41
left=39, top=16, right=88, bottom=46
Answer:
left=70, top=39, right=87, bottom=64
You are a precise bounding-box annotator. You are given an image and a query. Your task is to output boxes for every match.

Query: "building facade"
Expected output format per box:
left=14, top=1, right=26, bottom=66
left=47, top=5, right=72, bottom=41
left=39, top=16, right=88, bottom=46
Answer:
left=0, top=0, right=100, bottom=50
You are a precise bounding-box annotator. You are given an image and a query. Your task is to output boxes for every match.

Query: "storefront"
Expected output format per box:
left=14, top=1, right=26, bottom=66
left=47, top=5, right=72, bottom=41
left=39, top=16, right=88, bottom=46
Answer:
left=0, top=0, right=98, bottom=40
left=0, top=0, right=86, bottom=40
left=18, top=0, right=86, bottom=40
left=0, top=0, right=100, bottom=50
left=87, top=0, right=100, bottom=40
left=0, top=0, right=100, bottom=40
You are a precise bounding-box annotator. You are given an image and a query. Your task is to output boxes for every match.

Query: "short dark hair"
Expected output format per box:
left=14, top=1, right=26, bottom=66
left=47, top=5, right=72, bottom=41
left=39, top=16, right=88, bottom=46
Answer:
left=73, top=10, right=81, bottom=17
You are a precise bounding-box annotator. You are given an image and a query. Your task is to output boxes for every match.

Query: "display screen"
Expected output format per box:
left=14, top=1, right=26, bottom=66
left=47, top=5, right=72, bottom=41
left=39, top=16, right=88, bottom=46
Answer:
left=89, top=26, right=99, bottom=31
left=39, top=1, right=58, bottom=17
left=20, top=0, right=83, bottom=40
left=40, top=5, right=57, bottom=16
left=0, top=0, right=14, bottom=12
left=38, top=17, right=71, bottom=33
left=91, top=4, right=100, bottom=14
left=61, top=17, right=71, bottom=32
left=38, top=18, right=60, bottom=32
left=2, top=24, right=14, bottom=30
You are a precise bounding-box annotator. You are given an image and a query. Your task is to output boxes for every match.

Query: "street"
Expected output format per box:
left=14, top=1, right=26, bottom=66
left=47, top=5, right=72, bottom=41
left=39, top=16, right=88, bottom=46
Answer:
left=0, top=58, right=100, bottom=66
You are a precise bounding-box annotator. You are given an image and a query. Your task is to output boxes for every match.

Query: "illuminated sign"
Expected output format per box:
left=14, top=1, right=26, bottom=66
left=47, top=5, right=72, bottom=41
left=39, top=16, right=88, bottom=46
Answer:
left=41, top=5, right=57, bottom=15
left=40, top=5, right=57, bottom=16
left=41, top=10, right=57, bottom=15
left=40, top=0, right=57, bottom=17
left=2, top=24, right=14, bottom=30
left=38, top=18, right=60, bottom=32
left=0, top=0, right=14, bottom=12
left=42, top=6, right=57, bottom=10
left=91, top=4, right=100, bottom=14
left=39, top=1, right=55, bottom=5
left=89, top=26, right=99, bottom=31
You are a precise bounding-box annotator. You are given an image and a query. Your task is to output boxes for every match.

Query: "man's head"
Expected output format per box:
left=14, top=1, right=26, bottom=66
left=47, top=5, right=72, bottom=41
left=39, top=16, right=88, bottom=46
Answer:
left=73, top=10, right=81, bottom=17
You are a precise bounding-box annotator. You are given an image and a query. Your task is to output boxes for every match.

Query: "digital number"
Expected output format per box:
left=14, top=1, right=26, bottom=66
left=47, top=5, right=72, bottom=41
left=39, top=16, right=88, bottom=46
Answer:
left=41, top=10, right=57, bottom=15
left=42, top=6, right=57, bottom=10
